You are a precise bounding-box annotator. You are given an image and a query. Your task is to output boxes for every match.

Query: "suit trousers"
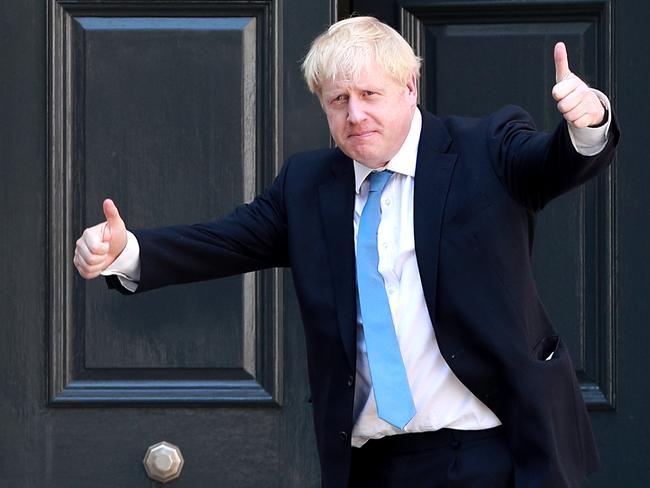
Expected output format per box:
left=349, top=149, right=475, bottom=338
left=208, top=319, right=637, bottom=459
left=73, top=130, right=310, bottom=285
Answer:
left=348, top=427, right=513, bottom=488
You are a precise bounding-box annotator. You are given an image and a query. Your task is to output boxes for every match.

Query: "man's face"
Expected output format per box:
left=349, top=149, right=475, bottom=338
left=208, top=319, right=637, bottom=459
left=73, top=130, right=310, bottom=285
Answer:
left=319, top=62, right=418, bottom=169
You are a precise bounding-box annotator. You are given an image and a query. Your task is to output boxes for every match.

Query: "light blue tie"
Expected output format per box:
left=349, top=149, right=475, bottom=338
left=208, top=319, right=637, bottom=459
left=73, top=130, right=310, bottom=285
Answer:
left=356, top=170, right=416, bottom=429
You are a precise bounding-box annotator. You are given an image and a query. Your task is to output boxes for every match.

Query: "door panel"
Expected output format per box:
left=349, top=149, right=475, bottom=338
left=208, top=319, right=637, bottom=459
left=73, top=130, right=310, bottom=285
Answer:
left=399, top=0, right=613, bottom=408
left=50, top=4, right=277, bottom=406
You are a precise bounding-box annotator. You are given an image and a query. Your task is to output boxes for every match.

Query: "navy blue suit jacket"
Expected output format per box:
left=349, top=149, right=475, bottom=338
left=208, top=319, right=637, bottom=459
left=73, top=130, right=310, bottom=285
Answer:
left=118, top=107, right=620, bottom=487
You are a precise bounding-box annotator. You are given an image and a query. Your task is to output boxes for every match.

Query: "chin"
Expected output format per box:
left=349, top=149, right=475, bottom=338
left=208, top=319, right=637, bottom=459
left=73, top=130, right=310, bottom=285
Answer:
left=355, top=158, right=387, bottom=169
left=346, top=149, right=381, bottom=166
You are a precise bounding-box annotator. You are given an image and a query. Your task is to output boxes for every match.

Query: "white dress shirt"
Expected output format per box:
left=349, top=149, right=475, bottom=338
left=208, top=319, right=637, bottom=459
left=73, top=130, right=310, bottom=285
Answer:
left=350, top=109, right=501, bottom=446
left=103, top=102, right=612, bottom=446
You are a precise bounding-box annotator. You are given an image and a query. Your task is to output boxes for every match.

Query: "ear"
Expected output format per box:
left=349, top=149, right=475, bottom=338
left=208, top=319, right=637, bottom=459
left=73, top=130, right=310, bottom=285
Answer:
left=405, top=73, right=418, bottom=104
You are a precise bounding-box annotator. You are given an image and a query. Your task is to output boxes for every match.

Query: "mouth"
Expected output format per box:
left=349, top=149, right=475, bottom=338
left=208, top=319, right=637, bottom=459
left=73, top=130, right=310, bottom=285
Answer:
left=348, top=130, right=377, bottom=139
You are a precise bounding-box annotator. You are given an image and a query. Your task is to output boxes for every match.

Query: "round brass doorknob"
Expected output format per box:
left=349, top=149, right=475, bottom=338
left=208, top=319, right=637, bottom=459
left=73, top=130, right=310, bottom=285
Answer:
left=143, top=441, right=184, bottom=483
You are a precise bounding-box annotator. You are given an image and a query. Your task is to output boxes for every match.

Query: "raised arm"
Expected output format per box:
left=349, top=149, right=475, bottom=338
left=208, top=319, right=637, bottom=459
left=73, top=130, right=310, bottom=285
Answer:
left=488, top=42, right=619, bottom=211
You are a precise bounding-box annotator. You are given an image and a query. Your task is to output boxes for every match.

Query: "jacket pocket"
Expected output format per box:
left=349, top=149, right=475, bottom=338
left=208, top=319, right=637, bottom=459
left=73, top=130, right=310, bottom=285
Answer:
left=532, top=335, right=560, bottom=361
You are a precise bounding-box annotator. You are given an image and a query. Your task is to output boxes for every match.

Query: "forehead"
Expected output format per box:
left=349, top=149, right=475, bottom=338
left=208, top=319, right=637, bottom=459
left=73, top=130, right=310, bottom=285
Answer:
left=320, top=62, right=399, bottom=95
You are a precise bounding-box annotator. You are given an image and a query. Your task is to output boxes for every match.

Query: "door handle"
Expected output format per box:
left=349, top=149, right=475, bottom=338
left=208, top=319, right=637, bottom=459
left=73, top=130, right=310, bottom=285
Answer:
left=143, top=441, right=184, bottom=483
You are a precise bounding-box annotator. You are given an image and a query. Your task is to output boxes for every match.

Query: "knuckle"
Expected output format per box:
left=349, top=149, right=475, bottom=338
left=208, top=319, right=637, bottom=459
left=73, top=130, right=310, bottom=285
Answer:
left=88, top=242, right=105, bottom=255
left=80, top=266, right=98, bottom=279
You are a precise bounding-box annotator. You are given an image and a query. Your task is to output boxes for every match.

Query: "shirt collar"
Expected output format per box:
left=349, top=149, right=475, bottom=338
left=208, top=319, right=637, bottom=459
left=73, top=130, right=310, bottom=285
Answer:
left=353, top=107, right=422, bottom=194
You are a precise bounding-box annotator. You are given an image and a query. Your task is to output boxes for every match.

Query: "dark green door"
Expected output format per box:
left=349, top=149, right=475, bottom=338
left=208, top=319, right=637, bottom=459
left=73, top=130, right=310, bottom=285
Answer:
left=349, top=0, right=650, bottom=485
left=0, top=0, right=333, bottom=485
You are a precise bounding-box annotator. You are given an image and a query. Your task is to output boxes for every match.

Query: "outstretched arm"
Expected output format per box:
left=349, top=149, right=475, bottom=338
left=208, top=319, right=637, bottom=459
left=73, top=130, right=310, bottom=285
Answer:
left=73, top=161, right=291, bottom=293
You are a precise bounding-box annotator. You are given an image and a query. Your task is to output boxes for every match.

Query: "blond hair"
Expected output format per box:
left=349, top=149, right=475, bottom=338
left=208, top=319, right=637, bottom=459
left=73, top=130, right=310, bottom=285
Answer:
left=301, top=16, right=421, bottom=96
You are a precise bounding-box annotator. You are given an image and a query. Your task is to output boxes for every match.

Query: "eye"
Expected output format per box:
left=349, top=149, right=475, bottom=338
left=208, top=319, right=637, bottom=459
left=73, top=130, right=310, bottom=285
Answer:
left=363, top=90, right=377, bottom=97
left=332, top=94, right=348, bottom=104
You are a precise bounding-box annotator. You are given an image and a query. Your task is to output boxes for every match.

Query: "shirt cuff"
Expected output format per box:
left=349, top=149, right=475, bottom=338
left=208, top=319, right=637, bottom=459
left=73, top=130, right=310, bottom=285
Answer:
left=100, top=230, right=141, bottom=292
left=567, top=89, right=612, bottom=157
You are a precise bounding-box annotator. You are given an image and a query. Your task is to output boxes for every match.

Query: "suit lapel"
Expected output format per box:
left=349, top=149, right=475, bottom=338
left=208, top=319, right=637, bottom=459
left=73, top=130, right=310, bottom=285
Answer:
left=413, top=110, right=457, bottom=322
left=319, top=150, right=357, bottom=370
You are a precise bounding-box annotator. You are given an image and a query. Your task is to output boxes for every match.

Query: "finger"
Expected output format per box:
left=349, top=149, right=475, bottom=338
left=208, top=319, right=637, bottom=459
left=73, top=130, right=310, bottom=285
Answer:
left=73, top=253, right=95, bottom=278
left=75, top=262, right=104, bottom=279
left=102, top=198, right=124, bottom=241
left=562, top=105, right=587, bottom=124
left=568, top=112, right=594, bottom=129
left=74, top=253, right=100, bottom=276
left=73, top=252, right=107, bottom=279
left=561, top=89, right=604, bottom=124
left=552, top=76, right=581, bottom=102
left=554, top=42, right=571, bottom=83
left=75, top=238, right=109, bottom=266
left=81, top=223, right=110, bottom=255
left=562, top=100, right=604, bottom=128
left=556, top=90, right=583, bottom=115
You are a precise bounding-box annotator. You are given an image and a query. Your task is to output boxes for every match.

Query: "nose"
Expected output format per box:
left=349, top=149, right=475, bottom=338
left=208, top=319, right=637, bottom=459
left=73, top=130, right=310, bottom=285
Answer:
left=347, top=97, right=367, bottom=125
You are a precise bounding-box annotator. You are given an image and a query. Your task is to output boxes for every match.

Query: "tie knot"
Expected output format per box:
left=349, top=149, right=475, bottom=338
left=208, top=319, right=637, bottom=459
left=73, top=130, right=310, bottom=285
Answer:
left=368, top=170, right=393, bottom=193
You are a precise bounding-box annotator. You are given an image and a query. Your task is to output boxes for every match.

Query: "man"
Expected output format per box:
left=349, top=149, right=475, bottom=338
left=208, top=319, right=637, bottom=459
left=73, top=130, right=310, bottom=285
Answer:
left=74, top=16, right=619, bottom=488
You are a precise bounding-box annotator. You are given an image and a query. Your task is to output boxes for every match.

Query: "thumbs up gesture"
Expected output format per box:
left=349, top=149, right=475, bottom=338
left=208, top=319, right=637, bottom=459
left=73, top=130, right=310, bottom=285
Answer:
left=552, top=42, right=606, bottom=128
left=74, top=199, right=128, bottom=279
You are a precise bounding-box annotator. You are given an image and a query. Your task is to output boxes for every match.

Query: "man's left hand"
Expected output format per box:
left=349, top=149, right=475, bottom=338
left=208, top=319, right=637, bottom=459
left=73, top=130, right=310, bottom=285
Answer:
left=552, top=42, right=606, bottom=128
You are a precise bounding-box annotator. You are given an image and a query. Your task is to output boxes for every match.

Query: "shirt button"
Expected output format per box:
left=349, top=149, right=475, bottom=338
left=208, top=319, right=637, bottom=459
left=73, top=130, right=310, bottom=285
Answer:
left=387, top=287, right=395, bottom=295
left=384, top=198, right=391, bottom=206
left=382, top=241, right=389, bottom=249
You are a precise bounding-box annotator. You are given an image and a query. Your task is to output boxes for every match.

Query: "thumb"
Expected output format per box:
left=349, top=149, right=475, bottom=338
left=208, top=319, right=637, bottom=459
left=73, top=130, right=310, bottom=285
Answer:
left=102, top=198, right=123, bottom=243
left=554, top=42, right=572, bottom=83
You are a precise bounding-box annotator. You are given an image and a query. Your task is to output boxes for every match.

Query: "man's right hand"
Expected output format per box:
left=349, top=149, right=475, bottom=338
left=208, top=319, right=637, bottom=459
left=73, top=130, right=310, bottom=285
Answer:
left=74, top=199, right=127, bottom=279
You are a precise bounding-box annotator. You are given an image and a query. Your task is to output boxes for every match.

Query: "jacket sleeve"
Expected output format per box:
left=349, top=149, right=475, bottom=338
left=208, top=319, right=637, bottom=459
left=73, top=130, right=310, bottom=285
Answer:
left=487, top=105, right=620, bottom=211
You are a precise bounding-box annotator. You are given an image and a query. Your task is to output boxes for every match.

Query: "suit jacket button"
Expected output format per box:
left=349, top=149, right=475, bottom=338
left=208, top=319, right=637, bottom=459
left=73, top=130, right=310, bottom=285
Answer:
left=339, top=431, right=348, bottom=442
left=347, top=375, right=354, bottom=387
